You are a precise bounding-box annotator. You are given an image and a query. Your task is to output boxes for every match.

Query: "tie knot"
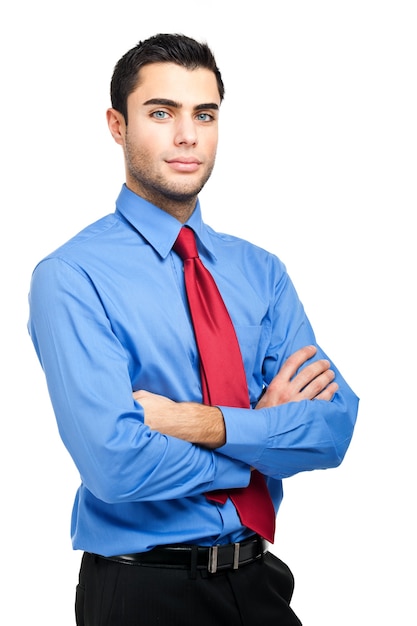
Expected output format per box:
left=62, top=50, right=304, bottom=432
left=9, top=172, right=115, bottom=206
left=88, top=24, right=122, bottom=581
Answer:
left=173, top=227, right=199, bottom=260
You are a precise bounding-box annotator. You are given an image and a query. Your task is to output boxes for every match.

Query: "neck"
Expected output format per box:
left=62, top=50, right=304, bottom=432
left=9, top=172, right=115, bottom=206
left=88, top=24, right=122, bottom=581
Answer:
left=125, top=182, right=197, bottom=223
left=157, top=200, right=196, bottom=223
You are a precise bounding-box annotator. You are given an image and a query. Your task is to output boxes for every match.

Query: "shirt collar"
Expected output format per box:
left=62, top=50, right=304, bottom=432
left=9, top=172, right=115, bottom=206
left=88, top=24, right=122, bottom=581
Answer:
left=114, top=184, right=216, bottom=260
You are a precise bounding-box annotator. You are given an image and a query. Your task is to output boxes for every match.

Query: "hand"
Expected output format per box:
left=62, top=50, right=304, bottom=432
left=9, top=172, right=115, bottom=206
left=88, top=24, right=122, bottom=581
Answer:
left=256, top=345, right=338, bottom=409
left=133, top=390, right=225, bottom=447
left=133, top=389, right=177, bottom=426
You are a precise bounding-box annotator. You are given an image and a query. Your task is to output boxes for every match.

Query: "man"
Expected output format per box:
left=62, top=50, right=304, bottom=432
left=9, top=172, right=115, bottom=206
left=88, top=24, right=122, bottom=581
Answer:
left=28, top=33, right=359, bottom=625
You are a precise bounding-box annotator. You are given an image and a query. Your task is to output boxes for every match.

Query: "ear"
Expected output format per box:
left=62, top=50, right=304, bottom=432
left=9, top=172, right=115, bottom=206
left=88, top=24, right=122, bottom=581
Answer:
left=106, top=108, right=126, bottom=146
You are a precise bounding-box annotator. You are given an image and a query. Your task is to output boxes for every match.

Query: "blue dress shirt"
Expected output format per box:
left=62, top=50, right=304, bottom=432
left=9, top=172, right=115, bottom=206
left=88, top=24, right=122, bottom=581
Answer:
left=28, top=184, right=359, bottom=556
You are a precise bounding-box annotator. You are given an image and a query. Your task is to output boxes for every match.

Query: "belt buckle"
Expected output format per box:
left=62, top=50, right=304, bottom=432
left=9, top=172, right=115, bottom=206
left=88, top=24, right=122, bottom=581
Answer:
left=208, top=543, right=240, bottom=574
left=232, top=542, right=240, bottom=569
left=208, top=545, right=218, bottom=573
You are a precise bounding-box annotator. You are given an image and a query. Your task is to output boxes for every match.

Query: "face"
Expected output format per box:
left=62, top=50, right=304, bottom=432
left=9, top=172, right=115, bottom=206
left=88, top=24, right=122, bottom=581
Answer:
left=107, top=62, right=221, bottom=217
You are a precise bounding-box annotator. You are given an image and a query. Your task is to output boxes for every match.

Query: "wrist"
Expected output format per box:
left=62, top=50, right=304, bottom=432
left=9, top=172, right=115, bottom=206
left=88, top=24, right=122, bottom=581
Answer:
left=180, top=403, right=225, bottom=448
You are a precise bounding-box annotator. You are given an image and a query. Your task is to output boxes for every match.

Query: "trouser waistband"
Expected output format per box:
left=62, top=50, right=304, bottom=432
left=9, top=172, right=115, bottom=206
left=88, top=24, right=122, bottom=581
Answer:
left=94, top=535, right=267, bottom=574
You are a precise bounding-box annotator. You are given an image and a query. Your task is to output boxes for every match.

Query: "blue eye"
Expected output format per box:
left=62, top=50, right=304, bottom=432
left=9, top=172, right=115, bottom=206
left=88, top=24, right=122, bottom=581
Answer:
left=196, top=113, right=213, bottom=122
left=152, top=110, right=168, bottom=119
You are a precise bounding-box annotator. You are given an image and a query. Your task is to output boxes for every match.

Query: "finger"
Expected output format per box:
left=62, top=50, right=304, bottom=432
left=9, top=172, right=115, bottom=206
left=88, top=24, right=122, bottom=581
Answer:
left=133, top=389, right=153, bottom=401
left=314, top=381, right=339, bottom=401
left=298, top=369, right=335, bottom=400
left=275, top=345, right=317, bottom=382
left=295, top=359, right=331, bottom=392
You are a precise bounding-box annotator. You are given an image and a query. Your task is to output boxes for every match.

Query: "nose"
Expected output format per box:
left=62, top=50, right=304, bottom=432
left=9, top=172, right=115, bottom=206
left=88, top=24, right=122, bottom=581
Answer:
left=174, top=115, right=198, bottom=146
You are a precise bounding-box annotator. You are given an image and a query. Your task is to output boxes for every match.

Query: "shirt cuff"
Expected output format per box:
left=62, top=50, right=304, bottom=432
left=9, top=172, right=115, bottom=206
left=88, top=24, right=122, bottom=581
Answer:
left=217, top=406, right=268, bottom=465
left=209, top=452, right=251, bottom=491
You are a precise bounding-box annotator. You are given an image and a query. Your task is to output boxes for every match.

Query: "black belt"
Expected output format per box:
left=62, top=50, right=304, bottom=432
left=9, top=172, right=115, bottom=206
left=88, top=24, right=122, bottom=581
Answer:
left=98, top=535, right=267, bottom=574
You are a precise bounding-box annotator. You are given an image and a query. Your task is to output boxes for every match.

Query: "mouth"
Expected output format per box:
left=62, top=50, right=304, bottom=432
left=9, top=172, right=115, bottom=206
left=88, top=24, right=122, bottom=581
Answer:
left=166, top=157, right=202, bottom=173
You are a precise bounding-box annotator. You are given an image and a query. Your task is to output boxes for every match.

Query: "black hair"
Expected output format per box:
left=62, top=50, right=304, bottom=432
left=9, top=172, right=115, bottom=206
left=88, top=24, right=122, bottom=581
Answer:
left=110, top=33, right=225, bottom=123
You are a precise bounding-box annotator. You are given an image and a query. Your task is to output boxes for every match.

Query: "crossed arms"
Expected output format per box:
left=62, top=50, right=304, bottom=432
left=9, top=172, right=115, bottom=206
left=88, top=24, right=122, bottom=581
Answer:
left=134, top=345, right=337, bottom=449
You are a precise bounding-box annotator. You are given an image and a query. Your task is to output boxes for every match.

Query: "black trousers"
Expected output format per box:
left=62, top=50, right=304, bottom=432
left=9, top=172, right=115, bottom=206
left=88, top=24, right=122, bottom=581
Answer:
left=75, top=550, right=302, bottom=625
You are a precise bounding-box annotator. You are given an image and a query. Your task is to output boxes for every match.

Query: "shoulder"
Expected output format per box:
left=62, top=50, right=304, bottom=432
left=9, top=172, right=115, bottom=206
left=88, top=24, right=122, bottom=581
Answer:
left=33, top=213, right=126, bottom=270
left=206, top=225, right=286, bottom=274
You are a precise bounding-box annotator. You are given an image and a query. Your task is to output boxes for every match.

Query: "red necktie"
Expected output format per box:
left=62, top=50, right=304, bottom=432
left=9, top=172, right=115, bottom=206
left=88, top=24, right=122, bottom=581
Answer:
left=173, top=226, right=275, bottom=543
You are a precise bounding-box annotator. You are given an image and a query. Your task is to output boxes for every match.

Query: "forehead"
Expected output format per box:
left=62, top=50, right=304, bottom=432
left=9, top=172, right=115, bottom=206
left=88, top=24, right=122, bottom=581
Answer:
left=131, top=62, right=221, bottom=106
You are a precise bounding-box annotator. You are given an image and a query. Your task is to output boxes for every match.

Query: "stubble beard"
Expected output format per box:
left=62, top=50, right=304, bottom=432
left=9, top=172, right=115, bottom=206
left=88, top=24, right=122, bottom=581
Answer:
left=125, top=139, right=215, bottom=211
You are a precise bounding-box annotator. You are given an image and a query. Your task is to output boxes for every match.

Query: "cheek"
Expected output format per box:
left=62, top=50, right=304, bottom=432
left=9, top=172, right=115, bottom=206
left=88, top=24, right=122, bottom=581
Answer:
left=202, top=131, right=218, bottom=157
left=126, top=133, right=163, bottom=169
left=127, top=122, right=168, bottom=151
left=209, top=139, right=219, bottom=162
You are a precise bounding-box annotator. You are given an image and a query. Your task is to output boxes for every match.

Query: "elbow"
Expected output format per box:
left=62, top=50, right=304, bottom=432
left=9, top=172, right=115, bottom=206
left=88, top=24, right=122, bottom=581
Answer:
left=323, top=391, right=359, bottom=468
left=79, top=455, right=147, bottom=504
left=91, top=482, right=127, bottom=504
left=322, top=418, right=357, bottom=470
left=325, top=438, right=351, bottom=469
left=83, top=473, right=136, bottom=504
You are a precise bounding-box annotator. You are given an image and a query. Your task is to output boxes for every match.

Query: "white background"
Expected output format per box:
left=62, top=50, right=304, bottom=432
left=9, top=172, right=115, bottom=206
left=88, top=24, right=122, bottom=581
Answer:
left=1, top=1, right=416, bottom=623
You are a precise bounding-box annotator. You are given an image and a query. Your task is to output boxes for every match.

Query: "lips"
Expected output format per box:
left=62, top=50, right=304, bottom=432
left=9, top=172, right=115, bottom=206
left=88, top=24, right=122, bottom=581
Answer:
left=166, top=157, right=201, bottom=173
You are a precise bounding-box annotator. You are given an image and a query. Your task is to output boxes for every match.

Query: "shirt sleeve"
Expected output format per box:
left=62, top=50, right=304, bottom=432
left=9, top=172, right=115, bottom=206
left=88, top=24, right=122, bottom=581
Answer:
left=28, top=257, right=250, bottom=503
left=218, top=266, right=359, bottom=479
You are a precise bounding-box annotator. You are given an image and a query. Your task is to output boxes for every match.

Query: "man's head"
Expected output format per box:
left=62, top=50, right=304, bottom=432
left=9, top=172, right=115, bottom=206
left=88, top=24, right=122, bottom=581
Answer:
left=110, top=33, right=225, bottom=124
left=107, top=34, right=224, bottom=220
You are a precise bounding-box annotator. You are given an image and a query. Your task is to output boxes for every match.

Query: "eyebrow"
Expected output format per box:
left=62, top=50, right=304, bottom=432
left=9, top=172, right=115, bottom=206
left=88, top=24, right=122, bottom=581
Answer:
left=143, top=98, right=219, bottom=111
